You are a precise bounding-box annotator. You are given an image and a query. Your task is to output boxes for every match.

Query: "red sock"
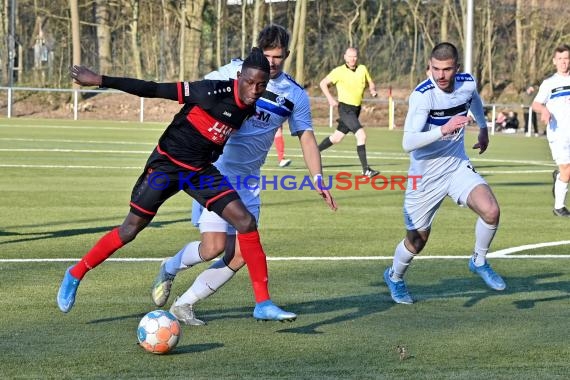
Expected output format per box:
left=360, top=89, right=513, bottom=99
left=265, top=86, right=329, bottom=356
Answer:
left=237, top=230, right=270, bottom=303
left=70, top=227, right=125, bottom=280
left=274, top=133, right=285, bottom=161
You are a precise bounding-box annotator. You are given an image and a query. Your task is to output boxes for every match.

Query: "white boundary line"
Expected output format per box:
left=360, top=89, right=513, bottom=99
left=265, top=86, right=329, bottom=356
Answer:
left=1, top=241, right=569, bottom=263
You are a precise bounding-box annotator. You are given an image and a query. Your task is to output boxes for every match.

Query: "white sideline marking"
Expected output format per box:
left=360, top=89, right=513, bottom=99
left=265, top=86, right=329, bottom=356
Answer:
left=0, top=123, right=164, bottom=132
left=0, top=137, right=155, bottom=146
left=0, top=148, right=148, bottom=154
left=488, top=240, right=570, bottom=257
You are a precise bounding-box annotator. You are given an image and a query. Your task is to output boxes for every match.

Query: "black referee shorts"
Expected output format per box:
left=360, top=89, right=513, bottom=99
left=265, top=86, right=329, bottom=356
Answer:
left=337, top=102, right=363, bottom=134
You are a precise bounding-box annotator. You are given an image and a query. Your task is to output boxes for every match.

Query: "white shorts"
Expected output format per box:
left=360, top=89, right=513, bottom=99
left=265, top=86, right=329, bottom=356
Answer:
left=547, top=132, right=570, bottom=165
left=403, top=160, right=487, bottom=231
left=191, top=186, right=261, bottom=234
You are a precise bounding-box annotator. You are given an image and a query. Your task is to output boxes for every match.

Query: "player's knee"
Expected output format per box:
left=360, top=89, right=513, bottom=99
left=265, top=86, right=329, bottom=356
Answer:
left=118, top=222, right=144, bottom=243
left=199, top=242, right=225, bottom=261
left=233, top=213, right=257, bottom=234
left=482, top=205, right=500, bottom=225
left=330, top=135, right=342, bottom=144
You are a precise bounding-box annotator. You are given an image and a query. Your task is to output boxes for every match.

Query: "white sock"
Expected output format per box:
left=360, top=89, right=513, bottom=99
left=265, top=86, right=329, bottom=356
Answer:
left=472, top=217, right=498, bottom=266
left=390, top=240, right=415, bottom=282
left=554, top=176, right=568, bottom=209
left=165, top=241, right=202, bottom=275
left=175, top=260, right=236, bottom=306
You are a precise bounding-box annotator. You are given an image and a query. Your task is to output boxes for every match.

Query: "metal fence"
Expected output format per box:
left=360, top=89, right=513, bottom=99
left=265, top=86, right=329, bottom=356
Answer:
left=0, top=86, right=540, bottom=137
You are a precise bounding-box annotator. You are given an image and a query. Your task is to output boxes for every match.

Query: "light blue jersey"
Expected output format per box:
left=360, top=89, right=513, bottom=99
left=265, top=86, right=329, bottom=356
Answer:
left=206, top=59, right=312, bottom=179
left=192, top=60, right=313, bottom=231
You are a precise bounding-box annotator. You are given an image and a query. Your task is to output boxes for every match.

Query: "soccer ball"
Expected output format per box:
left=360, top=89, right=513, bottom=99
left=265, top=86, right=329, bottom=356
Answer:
left=137, top=310, right=181, bottom=354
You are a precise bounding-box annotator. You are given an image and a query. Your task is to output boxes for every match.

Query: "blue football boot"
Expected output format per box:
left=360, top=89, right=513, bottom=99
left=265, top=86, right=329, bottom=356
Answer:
left=253, top=300, right=297, bottom=322
left=57, top=266, right=81, bottom=313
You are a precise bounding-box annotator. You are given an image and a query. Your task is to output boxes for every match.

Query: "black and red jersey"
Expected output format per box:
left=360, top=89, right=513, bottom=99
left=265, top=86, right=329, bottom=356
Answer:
left=101, top=76, right=255, bottom=170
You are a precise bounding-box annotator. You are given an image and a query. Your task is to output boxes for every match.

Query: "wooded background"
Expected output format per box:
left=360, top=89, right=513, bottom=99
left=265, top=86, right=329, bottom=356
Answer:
left=1, top=0, right=569, bottom=101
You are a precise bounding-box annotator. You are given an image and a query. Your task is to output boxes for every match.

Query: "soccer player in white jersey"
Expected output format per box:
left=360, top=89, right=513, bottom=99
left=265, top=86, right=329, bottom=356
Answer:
left=383, top=42, right=506, bottom=304
left=532, top=44, right=570, bottom=217
left=150, top=25, right=337, bottom=324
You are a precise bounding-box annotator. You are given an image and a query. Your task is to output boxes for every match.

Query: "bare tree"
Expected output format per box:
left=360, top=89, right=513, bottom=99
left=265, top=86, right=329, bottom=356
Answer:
left=284, top=0, right=302, bottom=75
left=294, top=0, right=307, bottom=84
left=214, top=0, right=224, bottom=68
left=69, top=0, right=80, bottom=88
left=181, top=0, right=205, bottom=80
left=95, top=0, right=112, bottom=73
left=514, top=0, right=524, bottom=89
left=124, top=0, right=143, bottom=78
left=252, top=0, right=264, bottom=46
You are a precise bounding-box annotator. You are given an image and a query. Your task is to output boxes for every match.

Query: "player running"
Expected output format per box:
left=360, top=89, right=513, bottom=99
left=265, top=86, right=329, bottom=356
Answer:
left=57, top=48, right=299, bottom=320
left=383, top=42, right=505, bottom=304
left=150, top=24, right=337, bottom=324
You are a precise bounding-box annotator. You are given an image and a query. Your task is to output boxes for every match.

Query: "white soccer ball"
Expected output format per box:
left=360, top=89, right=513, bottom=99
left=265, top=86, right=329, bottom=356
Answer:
left=137, top=310, right=181, bottom=354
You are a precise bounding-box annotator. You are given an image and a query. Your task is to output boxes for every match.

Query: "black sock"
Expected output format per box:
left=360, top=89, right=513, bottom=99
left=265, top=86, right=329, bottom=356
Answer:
left=357, top=144, right=368, bottom=171
left=318, top=137, right=333, bottom=152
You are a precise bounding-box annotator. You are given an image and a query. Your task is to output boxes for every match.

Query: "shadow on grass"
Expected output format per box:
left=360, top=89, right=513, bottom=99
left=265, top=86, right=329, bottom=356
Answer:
left=86, top=271, right=570, bottom=337
left=409, top=271, right=570, bottom=309
left=0, top=218, right=188, bottom=245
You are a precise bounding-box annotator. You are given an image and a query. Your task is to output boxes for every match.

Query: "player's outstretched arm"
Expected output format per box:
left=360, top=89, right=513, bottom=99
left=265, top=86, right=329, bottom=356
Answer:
left=70, top=64, right=179, bottom=101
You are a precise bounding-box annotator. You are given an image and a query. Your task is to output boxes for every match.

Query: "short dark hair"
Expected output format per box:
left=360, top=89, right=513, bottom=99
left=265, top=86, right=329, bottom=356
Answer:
left=242, top=47, right=270, bottom=74
left=431, top=42, right=459, bottom=63
left=257, top=24, right=289, bottom=50
left=554, top=44, right=570, bottom=55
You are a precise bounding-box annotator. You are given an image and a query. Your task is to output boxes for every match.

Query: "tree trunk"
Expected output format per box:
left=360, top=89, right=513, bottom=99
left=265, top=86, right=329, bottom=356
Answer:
left=215, top=0, right=224, bottom=68
left=407, top=0, right=420, bottom=88
left=161, top=0, right=176, bottom=79
left=528, top=0, right=539, bottom=85
left=485, top=0, right=494, bottom=98
left=252, top=0, right=264, bottom=48
left=95, top=0, right=112, bottom=73
left=241, top=0, right=246, bottom=58
left=284, top=0, right=302, bottom=74
left=294, top=0, right=307, bottom=84
left=440, top=0, right=449, bottom=42
left=69, top=0, right=80, bottom=88
left=178, top=1, right=186, bottom=81
left=514, top=0, right=523, bottom=89
left=128, top=0, right=143, bottom=78
left=182, top=0, right=205, bottom=80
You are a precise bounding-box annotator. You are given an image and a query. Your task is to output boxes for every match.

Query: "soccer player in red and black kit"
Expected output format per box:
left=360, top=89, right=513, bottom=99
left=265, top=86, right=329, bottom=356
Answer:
left=57, top=48, right=296, bottom=321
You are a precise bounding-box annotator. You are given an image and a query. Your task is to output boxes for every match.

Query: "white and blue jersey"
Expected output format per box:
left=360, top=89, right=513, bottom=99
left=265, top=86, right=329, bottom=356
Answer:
left=192, top=59, right=313, bottom=231
left=405, top=73, right=483, bottom=184
left=402, top=73, right=487, bottom=230
left=534, top=73, right=570, bottom=136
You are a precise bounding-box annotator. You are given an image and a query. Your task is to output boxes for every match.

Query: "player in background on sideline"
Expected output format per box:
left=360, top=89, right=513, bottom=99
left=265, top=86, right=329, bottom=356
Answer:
left=318, top=47, right=380, bottom=178
left=532, top=44, right=570, bottom=217
left=57, top=49, right=297, bottom=320
left=150, top=24, right=337, bottom=325
left=274, top=126, right=292, bottom=167
left=383, top=42, right=506, bottom=305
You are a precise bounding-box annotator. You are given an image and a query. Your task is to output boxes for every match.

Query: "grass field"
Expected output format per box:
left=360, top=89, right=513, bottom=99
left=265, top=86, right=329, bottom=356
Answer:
left=1, top=118, right=569, bottom=379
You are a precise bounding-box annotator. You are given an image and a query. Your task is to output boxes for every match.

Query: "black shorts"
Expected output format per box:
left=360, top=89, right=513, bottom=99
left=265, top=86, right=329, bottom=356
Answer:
left=129, top=148, right=240, bottom=219
left=337, top=102, right=363, bottom=134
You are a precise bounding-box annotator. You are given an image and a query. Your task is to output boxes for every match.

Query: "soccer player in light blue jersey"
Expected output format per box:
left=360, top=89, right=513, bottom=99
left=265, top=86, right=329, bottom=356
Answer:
left=151, top=25, right=337, bottom=324
left=383, top=42, right=506, bottom=304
